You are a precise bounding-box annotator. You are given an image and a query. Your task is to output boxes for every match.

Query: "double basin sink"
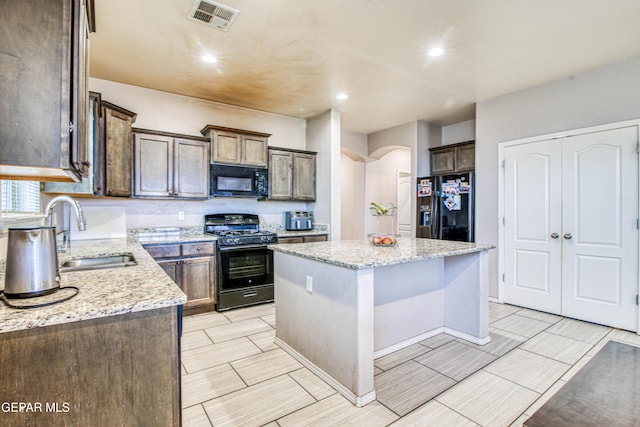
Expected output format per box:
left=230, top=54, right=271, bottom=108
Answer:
left=59, top=254, right=137, bottom=273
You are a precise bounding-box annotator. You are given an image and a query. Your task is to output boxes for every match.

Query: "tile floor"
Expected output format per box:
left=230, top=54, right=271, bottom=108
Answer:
left=180, top=301, right=640, bottom=426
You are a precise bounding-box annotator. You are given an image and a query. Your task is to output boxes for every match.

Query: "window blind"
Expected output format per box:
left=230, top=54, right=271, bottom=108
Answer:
left=1, top=180, right=41, bottom=213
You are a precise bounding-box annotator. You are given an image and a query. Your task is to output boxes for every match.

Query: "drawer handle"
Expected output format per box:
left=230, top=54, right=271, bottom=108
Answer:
left=243, top=291, right=258, bottom=298
left=196, top=247, right=202, bottom=251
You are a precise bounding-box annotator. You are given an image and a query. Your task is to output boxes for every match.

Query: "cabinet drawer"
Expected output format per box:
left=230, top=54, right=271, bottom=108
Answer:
left=181, top=242, right=215, bottom=256
left=304, top=235, right=327, bottom=242
left=278, top=237, right=304, bottom=244
left=145, top=244, right=181, bottom=259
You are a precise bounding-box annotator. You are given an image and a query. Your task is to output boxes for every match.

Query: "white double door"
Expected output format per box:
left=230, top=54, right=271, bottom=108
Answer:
left=503, top=125, right=639, bottom=331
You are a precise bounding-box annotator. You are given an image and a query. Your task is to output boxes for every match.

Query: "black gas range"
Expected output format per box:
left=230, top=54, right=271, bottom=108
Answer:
left=204, top=214, right=277, bottom=311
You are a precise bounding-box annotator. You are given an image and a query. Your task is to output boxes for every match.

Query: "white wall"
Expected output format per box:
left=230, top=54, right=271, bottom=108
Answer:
left=476, top=56, right=640, bottom=297
left=340, top=130, right=367, bottom=240
left=441, top=119, right=475, bottom=146
left=364, top=148, right=412, bottom=236
left=340, top=154, right=365, bottom=240
left=307, top=110, right=342, bottom=239
left=79, top=79, right=312, bottom=230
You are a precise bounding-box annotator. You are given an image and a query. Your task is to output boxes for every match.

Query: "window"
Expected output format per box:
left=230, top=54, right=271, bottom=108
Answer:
left=1, top=180, right=40, bottom=214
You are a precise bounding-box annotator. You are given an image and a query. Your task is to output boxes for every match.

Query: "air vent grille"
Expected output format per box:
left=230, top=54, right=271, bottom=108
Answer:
left=189, top=0, right=239, bottom=31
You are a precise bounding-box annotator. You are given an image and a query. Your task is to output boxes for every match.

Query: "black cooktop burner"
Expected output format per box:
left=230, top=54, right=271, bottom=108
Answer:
left=204, top=213, right=277, bottom=246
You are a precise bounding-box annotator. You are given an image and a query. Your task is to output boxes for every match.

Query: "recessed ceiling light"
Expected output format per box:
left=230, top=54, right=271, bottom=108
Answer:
left=336, top=93, right=348, bottom=100
left=202, top=54, right=218, bottom=63
left=428, top=47, right=444, bottom=57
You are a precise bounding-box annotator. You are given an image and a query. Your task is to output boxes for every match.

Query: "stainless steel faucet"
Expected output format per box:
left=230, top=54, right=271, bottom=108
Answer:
left=44, top=195, right=87, bottom=231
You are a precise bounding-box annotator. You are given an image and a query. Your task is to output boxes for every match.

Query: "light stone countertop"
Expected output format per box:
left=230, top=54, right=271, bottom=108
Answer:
left=269, top=238, right=495, bottom=270
left=0, top=238, right=187, bottom=333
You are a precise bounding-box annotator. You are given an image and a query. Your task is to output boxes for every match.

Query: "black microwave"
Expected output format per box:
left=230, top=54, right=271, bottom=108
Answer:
left=210, top=164, right=269, bottom=198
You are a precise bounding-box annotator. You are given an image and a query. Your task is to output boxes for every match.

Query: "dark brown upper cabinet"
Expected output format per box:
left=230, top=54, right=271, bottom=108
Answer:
left=0, top=0, right=95, bottom=182
left=201, top=125, right=270, bottom=167
left=429, top=141, right=475, bottom=175
left=268, top=147, right=317, bottom=201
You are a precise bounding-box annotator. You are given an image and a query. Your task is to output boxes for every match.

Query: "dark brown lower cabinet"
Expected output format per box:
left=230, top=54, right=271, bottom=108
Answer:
left=0, top=306, right=181, bottom=427
left=278, top=234, right=328, bottom=244
left=146, top=242, right=216, bottom=315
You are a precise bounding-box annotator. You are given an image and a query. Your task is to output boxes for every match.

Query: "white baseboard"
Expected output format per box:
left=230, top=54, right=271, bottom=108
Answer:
left=444, top=327, right=492, bottom=345
left=373, top=328, right=444, bottom=359
left=274, top=337, right=377, bottom=407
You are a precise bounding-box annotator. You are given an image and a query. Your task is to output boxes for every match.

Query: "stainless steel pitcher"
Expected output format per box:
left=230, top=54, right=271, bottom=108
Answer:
left=4, top=226, right=60, bottom=298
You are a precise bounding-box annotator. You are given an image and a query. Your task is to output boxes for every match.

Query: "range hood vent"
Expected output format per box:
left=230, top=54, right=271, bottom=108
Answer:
left=189, top=0, right=239, bottom=31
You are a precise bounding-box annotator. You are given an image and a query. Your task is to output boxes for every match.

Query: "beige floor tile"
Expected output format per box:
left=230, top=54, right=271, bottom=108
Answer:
left=375, top=360, right=456, bottom=416
left=374, top=343, right=432, bottom=371
left=278, top=394, right=399, bottom=427
left=459, top=330, right=525, bottom=357
left=484, top=348, right=570, bottom=393
left=231, top=348, right=302, bottom=385
left=586, top=336, right=610, bottom=356
left=436, top=370, right=539, bottom=427
left=491, top=314, right=551, bottom=338
left=489, top=302, right=521, bottom=319
left=202, top=374, right=314, bottom=427
left=182, top=330, right=213, bottom=351
left=420, top=333, right=456, bottom=349
left=519, top=331, right=592, bottom=365
left=509, top=414, right=529, bottom=427
left=183, top=311, right=230, bottom=333
left=262, top=423, right=279, bottom=427
left=182, top=363, right=246, bottom=407
left=546, top=318, right=610, bottom=344
left=415, top=341, right=496, bottom=381
left=204, top=317, right=273, bottom=343
left=182, top=337, right=261, bottom=373
left=514, top=308, right=563, bottom=324
left=374, top=366, right=384, bottom=375
left=608, top=329, right=640, bottom=347
left=560, top=354, right=592, bottom=381
left=222, top=303, right=275, bottom=322
left=248, top=329, right=278, bottom=352
left=390, top=400, right=478, bottom=427
left=261, top=313, right=276, bottom=328
left=182, top=404, right=212, bottom=427
left=289, top=368, right=336, bottom=400
left=523, top=379, right=567, bottom=416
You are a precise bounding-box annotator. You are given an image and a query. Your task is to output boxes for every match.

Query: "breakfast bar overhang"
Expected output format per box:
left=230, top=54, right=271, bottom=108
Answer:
left=269, top=238, right=495, bottom=407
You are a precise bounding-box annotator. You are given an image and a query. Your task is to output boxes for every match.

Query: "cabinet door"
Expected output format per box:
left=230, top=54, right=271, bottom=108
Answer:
left=430, top=148, right=456, bottom=174
left=134, top=133, right=173, bottom=197
left=293, top=152, right=316, bottom=200
left=157, top=259, right=180, bottom=284
left=71, top=0, right=90, bottom=178
left=213, top=131, right=242, bottom=164
left=278, top=236, right=304, bottom=244
left=174, top=138, right=209, bottom=199
left=0, top=0, right=82, bottom=181
left=455, top=144, right=475, bottom=172
left=242, top=135, right=268, bottom=167
left=181, top=256, right=216, bottom=309
left=269, top=150, right=293, bottom=200
left=104, top=106, right=134, bottom=196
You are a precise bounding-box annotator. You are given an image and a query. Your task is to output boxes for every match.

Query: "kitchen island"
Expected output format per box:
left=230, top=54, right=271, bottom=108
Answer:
left=269, top=238, right=494, bottom=406
left=0, top=238, right=186, bottom=426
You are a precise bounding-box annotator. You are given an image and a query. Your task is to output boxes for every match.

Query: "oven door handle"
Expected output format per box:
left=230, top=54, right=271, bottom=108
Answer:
left=218, top=244, right=271, bottom=252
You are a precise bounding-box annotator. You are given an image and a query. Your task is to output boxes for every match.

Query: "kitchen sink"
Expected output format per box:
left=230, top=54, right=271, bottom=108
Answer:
left=59, top=253, right=137, bottom=273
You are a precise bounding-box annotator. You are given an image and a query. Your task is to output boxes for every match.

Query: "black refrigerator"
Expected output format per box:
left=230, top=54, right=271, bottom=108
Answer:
left=416, top=173, right=474, bottom=242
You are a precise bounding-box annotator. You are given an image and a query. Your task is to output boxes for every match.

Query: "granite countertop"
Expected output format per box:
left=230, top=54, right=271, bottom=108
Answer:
left=0, top=238, right=186, bottom=333
left=269, top=238, right=495, bottom=270
left=128, top=227, right=218, bottom=245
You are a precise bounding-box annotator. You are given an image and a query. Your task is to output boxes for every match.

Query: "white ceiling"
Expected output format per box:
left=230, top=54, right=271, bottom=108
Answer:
left=90, top=0, right=640, bottom=134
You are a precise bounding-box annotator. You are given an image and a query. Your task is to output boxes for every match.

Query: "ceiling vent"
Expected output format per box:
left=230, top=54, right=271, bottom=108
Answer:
left=189, top=0, right=239, bottom=31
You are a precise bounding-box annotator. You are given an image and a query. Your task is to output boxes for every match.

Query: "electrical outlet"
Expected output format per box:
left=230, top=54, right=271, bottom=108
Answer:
left=178, top=211, right=185, bottom=220
left=306, top=276, right=313, bottom=293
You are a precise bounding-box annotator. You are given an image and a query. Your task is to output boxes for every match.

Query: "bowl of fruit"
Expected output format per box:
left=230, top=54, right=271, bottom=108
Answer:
left=367, top=233, right=400, bottom=247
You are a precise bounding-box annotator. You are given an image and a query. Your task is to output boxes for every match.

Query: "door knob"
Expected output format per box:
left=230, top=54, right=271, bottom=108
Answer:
left=551, top=233, right=559, bottom=239
left=563, top=233, right=573, bottom=240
